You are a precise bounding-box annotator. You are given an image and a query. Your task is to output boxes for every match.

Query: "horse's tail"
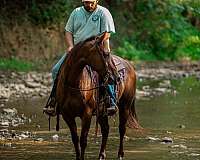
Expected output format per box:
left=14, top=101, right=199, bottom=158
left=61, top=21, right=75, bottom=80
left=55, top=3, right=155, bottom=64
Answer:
left=127, top=99, right=142, bottom=129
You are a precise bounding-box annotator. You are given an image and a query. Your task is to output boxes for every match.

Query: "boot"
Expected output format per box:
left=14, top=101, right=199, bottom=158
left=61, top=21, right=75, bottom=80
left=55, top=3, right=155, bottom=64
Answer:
left=107, top=100, right=118, bottom=116
left=43, top=96, right=57, bottom=117
left=43, top=82, right=57, bottom=117
left=106, top=85, right=118, bottom=116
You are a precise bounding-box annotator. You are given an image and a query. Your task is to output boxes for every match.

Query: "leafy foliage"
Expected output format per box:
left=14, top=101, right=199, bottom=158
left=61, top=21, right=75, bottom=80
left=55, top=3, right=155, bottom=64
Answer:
left=114, top=0, right=200, bottom=60
left=27, top=0, right=80, bottom=25
left=0, top=0, right=200, bottom=62
left=0, top=57, right=34, bottom=71
left=0, top=0, right=80, bottom=25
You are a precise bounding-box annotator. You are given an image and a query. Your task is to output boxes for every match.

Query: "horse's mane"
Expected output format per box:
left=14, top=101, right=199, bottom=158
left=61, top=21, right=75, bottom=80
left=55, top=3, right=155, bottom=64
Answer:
left=58, top=35, right=97, bottom=85
left=71, top=36, right=96, bottom=55
left=66, top=36, right=97, bottom=64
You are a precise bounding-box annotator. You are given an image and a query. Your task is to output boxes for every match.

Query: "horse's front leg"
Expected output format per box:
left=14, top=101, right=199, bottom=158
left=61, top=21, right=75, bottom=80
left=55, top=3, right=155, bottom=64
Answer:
left=80, top=113, right=92, bottom=160
left=98, top=115, right=109, bottom=160
left=118, top=108, right=129, bottom=159
left=63, top=117, right=81, bottom=160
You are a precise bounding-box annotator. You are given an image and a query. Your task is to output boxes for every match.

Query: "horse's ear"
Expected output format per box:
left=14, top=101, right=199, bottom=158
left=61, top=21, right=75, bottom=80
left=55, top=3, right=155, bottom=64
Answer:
left=96, top=32, right=109, bottom=44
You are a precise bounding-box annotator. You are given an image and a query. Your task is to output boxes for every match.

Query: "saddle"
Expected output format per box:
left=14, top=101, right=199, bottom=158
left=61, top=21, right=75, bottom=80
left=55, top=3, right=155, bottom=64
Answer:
left=88, top=55, right=126, bottom=114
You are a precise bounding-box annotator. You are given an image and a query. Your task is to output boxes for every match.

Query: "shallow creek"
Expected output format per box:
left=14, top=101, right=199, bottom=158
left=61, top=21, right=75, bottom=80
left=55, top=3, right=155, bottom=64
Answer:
left=0, top=77, right=200, bottom=160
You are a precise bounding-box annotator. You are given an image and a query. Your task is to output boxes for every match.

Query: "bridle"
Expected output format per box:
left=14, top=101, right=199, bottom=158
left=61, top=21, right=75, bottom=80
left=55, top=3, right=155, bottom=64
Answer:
left=94, top=39, right=111, bottom=84
left=67, top=39, right=111, bottom=92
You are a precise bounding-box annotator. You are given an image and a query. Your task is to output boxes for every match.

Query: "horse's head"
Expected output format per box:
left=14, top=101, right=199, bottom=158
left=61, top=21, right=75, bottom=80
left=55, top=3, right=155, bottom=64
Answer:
left=81, top=33, right=113, bottom=84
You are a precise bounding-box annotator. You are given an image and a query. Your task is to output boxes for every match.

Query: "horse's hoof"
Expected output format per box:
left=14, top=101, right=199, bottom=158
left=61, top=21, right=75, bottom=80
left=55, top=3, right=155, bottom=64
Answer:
left=99, top=154, right=106, bottom=160
left=118, top=156, right=123, bottom=160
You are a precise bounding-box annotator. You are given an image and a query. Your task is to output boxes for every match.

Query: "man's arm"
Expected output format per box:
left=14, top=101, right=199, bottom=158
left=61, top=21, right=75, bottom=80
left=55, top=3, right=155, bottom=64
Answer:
left=103, top=32, right=111, bottom=52
left=65, top=31, right=74, bottom=53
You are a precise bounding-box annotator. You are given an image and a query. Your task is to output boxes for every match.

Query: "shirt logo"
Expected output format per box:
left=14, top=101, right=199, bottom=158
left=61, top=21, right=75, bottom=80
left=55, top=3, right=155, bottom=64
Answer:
left=92, top=15, right=99, bottom=22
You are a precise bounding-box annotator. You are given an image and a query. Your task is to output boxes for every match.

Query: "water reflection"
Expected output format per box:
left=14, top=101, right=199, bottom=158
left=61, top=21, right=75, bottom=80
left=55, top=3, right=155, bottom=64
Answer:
left=1, top=77, right=200, bottom=160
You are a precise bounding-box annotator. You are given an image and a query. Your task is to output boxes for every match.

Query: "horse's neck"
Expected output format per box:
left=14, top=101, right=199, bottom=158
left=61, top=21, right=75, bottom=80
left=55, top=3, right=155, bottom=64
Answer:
left=63, top=58, right=85, bottom=88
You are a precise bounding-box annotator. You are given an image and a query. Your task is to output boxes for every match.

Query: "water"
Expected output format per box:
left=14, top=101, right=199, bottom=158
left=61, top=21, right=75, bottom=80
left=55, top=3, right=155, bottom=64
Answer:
left=1, top=77, right=200, bottom=160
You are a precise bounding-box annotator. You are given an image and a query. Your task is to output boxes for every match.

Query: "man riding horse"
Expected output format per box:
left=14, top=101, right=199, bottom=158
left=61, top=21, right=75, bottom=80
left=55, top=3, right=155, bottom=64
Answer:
left=43, top=0, right=118, bottom=116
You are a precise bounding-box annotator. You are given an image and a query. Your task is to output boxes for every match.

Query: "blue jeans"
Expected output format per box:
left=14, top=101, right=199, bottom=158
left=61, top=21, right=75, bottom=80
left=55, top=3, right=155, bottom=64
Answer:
left=106, top=84, right=117, bottom=107
left=51, top=53, right=116, bottom=107
left=52, top=54, right=67, bottom=82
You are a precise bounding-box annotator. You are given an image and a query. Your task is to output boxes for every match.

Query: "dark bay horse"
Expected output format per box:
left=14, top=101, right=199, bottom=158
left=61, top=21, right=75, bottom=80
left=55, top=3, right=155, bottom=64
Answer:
left=56, top=33, right=140, bottom=160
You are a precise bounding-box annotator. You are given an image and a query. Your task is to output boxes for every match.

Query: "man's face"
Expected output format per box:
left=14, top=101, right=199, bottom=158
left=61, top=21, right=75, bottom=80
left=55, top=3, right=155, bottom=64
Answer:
left=83, top=0, right=98, bottom=12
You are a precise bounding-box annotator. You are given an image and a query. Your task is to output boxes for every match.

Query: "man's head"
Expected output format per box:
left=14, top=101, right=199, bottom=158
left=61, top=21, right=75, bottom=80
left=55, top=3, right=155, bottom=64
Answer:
left=82, top=0, right=99, bottom=12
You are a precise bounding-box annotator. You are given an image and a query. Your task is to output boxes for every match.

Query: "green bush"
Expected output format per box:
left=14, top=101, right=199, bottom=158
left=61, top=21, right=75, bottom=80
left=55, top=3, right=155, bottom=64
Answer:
left=115, top=41, right=156, bottom=61
left=0, top=57, right=34, bottom=71
left=115, top=0, right=200, bottom=61
left=28, top=0, right=76, bottom=25
left=175, top=35, right=200, bottom=60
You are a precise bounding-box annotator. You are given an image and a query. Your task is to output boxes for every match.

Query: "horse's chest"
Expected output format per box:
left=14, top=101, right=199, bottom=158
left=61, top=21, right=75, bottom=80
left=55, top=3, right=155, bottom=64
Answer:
left=63, top=95, right=85, bottom=113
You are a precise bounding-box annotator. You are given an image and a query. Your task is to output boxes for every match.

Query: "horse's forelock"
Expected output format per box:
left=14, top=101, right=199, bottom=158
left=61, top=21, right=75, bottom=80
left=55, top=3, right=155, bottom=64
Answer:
left=65, top=35, right=98, bottom=65
left=70, top=36, right=96, bottom=54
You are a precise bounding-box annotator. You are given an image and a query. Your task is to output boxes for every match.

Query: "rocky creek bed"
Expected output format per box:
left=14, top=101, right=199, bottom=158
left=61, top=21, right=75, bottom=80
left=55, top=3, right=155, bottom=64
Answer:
left=0, top=61, right=200, bottom=144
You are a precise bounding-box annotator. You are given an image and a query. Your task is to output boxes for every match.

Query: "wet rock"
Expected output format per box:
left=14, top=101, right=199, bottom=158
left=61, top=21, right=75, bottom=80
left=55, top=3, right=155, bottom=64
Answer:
left=11, top=119, right=19, bottom=127
left=170, top=144, right=187, bottom=149
left=124, top=136, right=130, bottom=141
left=147, top=136, right=160, bottom=141
left=0, top=136, right=5, bottom=140
left=25, top=81, right=42, bottom=88
left=3, top=143, right=12, bottom=147
left=19, top=133, right=29, bottom=139
left=188, top=153, right=200, bottom=157
left=2, top=108, right=18, bottom=116
left=0, top=71, right=51, bottom=101
left=0, top=103, right=5, bottom=107
left=0, top=108, right=30, bottom=129
left=166, top=131, right=172, bottom=134
left=178, top=124, right=186, bottom=129
left=161, top=137, right=173, bottom=143
left=36, top=125, right=41, bottom=128
left=52, top=134, right=59, bottom=141
left=34, top=138, right=44, bottom=142
left=28, top=118, right=32, bottom=123
left=0, top=129, right=9, bottom=137
left=0, top=74, right=6, bottom=79
left=171, top=90, right=178, bottom=96
left=159, top=80, right=171, bottom=88
left=0, top=121, right=9, bottom=127
left=136, top=89, right=151, bottom=99
left=154, top=88, right=169, bottom=94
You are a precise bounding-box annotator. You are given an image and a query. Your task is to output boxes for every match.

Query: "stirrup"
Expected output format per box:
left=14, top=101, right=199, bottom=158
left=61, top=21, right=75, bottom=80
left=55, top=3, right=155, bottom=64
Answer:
left=43, top=97, right=57, bottom=117
left=107, top=105, right=118, bottom=116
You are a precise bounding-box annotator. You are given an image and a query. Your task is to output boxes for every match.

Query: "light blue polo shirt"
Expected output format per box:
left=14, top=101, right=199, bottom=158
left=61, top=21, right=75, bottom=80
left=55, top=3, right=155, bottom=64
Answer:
left=65, top=5, right=115, bottom=45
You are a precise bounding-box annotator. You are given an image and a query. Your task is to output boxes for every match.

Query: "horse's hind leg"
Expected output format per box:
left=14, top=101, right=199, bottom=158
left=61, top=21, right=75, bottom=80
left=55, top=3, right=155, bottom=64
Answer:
left=64, top=118, right=81, bottom=160
left=98, top=115, right=109, bottom=160
left=118, top=107, right=129, bottom=159
left=80, top=114, right=92, bottom=160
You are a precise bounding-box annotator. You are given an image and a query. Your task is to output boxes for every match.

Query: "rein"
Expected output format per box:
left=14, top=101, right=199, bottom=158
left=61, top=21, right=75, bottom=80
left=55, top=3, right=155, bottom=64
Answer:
left=64, top=39, right=111, bottom=92
left=67, top=84, right=105, bottom=91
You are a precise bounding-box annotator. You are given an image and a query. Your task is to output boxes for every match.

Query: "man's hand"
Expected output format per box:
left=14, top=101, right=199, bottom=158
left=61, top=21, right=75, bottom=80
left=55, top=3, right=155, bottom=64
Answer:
left=66, top=46, right=73, bottom=53
left=65, top=32, right=74, bottom=53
